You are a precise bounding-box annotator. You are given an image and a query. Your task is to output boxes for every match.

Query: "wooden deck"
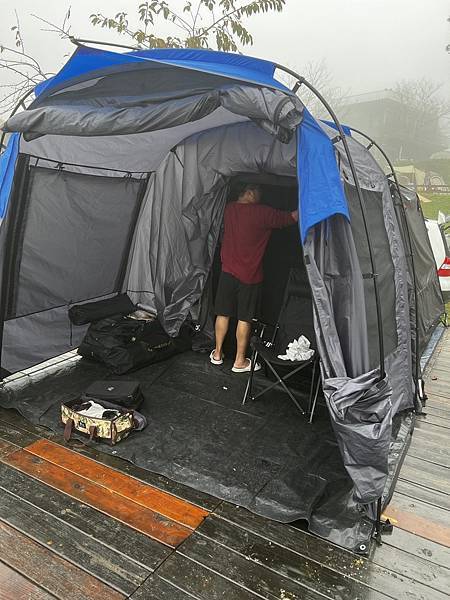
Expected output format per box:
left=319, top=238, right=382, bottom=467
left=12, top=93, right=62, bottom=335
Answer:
left=0, top=329, right=448, bottom=599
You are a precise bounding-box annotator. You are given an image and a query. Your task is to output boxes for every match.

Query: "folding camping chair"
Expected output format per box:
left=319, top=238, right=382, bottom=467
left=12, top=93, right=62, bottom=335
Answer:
left=242, top=267, right=321, bottom=422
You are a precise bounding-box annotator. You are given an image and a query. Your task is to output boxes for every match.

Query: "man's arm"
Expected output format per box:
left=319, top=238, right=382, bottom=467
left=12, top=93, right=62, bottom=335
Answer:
left=261, top=205, right=298, bottom=229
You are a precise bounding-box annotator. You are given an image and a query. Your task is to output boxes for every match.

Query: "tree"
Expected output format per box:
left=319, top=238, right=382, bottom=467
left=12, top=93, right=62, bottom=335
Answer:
left=392, top=78, right=450, bottom=155
left=392, top=78, right=450, bottom=122
left=0, top=9, right=72, bottom=116
left=277, top=59, right=349, bottom=120
left=0, top=1, right=285, bottom=118
left=89, top=1, right=286, bottom=51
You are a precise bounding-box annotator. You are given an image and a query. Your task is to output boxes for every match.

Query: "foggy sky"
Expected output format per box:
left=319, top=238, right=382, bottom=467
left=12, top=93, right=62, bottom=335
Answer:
left=0, top=0, right=449, bottom=99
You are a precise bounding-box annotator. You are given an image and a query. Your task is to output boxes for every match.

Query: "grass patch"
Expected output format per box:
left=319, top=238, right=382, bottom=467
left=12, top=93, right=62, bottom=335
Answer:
left=420, top=194, right=450, bottom=220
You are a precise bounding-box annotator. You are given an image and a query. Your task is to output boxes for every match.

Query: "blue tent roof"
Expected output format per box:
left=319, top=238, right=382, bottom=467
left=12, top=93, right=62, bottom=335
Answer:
left=35, top=45, right=288, bottom=100
left=2, top=45, right=349, bottom=236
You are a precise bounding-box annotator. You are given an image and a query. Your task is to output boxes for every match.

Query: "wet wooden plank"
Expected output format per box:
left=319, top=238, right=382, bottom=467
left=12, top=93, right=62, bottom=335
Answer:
left=157, top=551, right=273, bottom=600
left=0, top=439, right=18, bottom=459
left=0, top=561, right=54, bottom=600
left=425, top=390, right=450, bottom=405
left=0, top=407, right=219, bottom=512
left=213, top=504, right=444, bottom=600
left=196, top=515, right=395, bottom=600
left=416, top=413, right=450, bottom=429
left=0, top=462, right=171, bottom=571
left=383, top=493, right=450, bottom=547
left=130, top=574, right=198, bottom=599
left=181, top=531, right=385, bottom=600
left=408, top=435, right=450, bottom=468
left=26, top=439, right=209, bottom=529
left=75, top=444, right=220, bottom=512
left=395, top=478, right=450, bottom=511
left=424, top=382, right=450, bottom=400
left=0, top=520, right=125, bottom=600
left=424, top=404, right=450, bottom=420
left=399, top=455, right=450, bottom=494
left=412, top=423, right=448, bottom=443
left=0, top=408, right=58, bottom=441
left=370, top=536, right=450, bottom=596
left=383, top=527, right=450, bottom=570
left=0, top=419, right=39, bottom=447
left=3, top=449, right=193, bottom=548
left=429, top=367, right=450, bottom=382
left=0, top=486, right=148, bottom=595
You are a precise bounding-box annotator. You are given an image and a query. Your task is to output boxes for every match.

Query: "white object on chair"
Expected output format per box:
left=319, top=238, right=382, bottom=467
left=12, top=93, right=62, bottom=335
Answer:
left=277, top=335, right=314, bottom=362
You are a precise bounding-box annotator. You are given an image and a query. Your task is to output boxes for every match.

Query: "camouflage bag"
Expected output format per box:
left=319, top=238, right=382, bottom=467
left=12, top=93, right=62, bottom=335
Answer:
left=61, top=398, right=135, bottom=445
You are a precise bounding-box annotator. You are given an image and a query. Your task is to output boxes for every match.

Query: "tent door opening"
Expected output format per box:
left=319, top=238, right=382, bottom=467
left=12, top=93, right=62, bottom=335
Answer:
left=209, top=176, right=316, bottom=393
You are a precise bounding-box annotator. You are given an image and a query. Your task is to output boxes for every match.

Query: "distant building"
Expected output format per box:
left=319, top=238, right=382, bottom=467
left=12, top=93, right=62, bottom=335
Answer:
left=340, top=90, right=445, bottom=162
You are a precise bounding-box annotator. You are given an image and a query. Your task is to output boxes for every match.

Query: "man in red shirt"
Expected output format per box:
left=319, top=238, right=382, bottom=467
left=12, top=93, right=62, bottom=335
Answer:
left=210, top=183, right=298, bottom=372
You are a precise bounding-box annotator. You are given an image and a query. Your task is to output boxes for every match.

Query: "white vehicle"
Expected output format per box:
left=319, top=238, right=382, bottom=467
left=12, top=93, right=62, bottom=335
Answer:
left=426, top=218, right=450, bottom=303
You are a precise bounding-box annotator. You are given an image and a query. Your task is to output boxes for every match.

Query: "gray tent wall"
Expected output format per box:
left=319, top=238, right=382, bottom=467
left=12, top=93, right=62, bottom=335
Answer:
left=344, top=126, right=445, bottom=412
left=0, top=62, right=417, bottom=532
left=302, top=131, right=413, bottom=511
left=395, top=186, right=444, bottom=356
left=331, top=133, right=414, bottom=416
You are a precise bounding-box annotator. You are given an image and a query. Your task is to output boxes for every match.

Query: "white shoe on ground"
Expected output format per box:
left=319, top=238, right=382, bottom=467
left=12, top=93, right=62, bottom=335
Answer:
left=210, top=350, right=224, bottom=365
left=231, top=359, right=261, bottom=373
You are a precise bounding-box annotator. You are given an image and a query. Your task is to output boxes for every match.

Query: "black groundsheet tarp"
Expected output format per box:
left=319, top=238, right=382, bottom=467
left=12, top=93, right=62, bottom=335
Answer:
left=0, top=351, right=411, bottom=551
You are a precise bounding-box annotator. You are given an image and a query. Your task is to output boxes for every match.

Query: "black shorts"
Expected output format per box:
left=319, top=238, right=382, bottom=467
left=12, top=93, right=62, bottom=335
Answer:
left=214, top=271, right=261, bottom=323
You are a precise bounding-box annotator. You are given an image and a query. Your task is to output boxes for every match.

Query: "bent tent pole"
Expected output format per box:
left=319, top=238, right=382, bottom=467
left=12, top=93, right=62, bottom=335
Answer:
left=69, top=36, right=141, bottom=52
left=275, top=65, right=386, bottom=381
left=275, top=64, right=388, bottom=546
left=347, top=126, right=424, bottom=414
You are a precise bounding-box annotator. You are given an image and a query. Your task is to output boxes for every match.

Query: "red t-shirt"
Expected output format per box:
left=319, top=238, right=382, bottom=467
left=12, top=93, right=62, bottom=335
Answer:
left=220, top=202, right=295, bottom=284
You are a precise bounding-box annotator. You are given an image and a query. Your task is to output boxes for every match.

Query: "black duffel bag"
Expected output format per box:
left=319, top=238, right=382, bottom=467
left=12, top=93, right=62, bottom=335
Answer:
left=78, top=315, right=190, bottom=374
left=69, top=294, right=136, bottom=326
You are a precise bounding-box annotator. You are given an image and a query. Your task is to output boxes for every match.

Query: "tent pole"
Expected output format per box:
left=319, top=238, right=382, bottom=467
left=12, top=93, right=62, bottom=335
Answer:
left=275, top=64, right=386, bottom=380
left=69, top=37, right=140, bottom=52
left=347, top=126, right=424, bottom=413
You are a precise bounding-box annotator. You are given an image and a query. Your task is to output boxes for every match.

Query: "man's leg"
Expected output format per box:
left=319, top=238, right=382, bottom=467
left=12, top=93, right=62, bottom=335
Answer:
left=234, top=320, right=251, bottom=368
left=234, top=280, right=260, bottom=368
left=214, top=315, right=230, bottom=361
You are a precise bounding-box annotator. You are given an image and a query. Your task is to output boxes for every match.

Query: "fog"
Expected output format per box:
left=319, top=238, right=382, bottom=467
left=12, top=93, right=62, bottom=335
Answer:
left=0, top=0, right=448, bottom=96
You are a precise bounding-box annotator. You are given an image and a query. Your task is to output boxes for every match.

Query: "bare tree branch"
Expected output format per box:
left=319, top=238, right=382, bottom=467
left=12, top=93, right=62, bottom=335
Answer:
left=31, top=14, right=72, bottom=39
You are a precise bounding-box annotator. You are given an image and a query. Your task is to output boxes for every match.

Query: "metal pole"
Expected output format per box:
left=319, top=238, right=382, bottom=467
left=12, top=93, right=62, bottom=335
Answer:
left=275, top=64, right=386, bottom=379
left=347, top=126, right=423, bottom=412
left=69, top=36, right=140, bottom=52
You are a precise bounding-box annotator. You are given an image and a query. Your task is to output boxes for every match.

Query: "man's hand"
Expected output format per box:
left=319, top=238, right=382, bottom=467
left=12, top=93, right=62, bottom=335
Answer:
left=291, top=209, right=299, bottom=222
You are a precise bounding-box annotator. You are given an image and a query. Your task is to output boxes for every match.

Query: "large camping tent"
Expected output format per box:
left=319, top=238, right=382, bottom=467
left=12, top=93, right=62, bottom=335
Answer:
left=0, top=43, right=444, bottom=551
